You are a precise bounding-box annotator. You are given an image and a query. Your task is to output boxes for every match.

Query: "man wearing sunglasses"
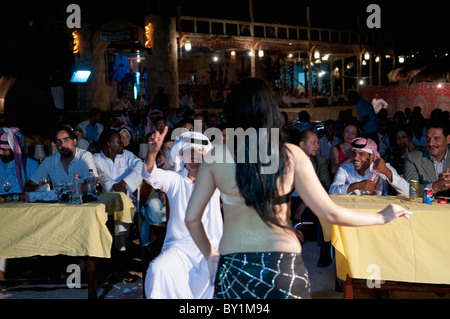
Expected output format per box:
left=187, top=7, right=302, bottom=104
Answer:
left=329, top=137, right=409, bottom=196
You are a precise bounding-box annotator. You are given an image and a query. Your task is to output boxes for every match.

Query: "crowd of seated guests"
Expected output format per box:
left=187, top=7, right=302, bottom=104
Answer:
left=1, top=85, right=449, bottom=280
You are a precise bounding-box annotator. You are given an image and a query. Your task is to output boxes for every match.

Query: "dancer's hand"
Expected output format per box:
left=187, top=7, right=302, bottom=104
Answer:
left=207, top=252, right=220, bottom=284
left=379, top=204, right=413, bottom=224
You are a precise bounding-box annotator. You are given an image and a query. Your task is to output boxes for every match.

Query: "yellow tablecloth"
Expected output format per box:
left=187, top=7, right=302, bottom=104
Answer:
left=322, top=195, right=450, bottom=285
left=0, top=192, right=135, bottom=259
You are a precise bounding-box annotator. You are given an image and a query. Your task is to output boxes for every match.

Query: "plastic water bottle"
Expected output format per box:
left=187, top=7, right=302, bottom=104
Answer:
left=86, top=169, right=97, bottom=198
left=368, top=170, right=383, bottom=195
left=71, top=173, right=83, bottom=205
left=368, top=170, right=380, bottom=184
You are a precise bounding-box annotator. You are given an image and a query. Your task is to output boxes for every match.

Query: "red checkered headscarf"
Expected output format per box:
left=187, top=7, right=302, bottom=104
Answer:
left=0, top=127, right=28, bottom=192
left=351, top=137, right=380, bottom=162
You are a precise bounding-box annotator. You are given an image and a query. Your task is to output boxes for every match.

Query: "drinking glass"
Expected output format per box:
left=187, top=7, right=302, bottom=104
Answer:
left=0, top=179, right=13, bottom=202
left=53, top=180, right=64, bottom=200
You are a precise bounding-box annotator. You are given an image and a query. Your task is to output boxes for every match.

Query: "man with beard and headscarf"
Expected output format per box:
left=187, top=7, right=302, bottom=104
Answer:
left=0, top=127, right=39, bottom=280
left=0, top=127, right=38, bottom=194
left=24, top=125, right=98, bottom=192
left=93, top=129, right=143, bottom=251
left=142, top=127, right=223, bottom=299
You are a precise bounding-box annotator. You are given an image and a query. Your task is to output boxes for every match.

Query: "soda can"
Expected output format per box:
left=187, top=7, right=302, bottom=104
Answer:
left=423, top=188, right=433, bottom=205
left=409, top=180, right=419, bottom=202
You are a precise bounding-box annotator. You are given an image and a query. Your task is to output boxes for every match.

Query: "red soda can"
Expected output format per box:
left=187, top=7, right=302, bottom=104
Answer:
left=423, top=188, right=433, bottom=205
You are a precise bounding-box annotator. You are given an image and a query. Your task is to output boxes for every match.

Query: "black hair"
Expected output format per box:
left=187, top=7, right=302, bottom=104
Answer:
left=54, top=125, right=77, bottom=141
left=426, top=119, right=450, bottom=137
left=395, top=125, right=413, bottom=139
left=224, top=78, right=290, bottom=231
left=89, top=108, right=102, bottom=117
left=323, top=119, right=335, bottom=127
left=99, top=129, right=120, bottom=149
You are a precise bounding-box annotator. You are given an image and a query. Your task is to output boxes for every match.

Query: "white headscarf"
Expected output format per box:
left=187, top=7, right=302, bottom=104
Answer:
left=164, top=131, right=213, bottom=173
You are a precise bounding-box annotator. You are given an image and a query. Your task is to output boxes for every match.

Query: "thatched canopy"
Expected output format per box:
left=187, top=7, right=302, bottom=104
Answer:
left=388, top=59, right=450, bottom=84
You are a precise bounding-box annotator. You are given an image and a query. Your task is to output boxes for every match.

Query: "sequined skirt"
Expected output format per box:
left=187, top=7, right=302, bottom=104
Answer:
left=214, top=252, right=311, bottom=299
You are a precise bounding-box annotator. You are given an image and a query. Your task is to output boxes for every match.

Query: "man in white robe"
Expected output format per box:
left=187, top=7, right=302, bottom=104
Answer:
left=142, top=129, right=223, bottom=299
left=93, top=129, right=143, bottom=251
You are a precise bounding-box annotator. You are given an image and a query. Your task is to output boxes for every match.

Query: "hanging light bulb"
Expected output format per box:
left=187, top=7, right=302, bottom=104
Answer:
left=258, top=49, right=264, bottom=57
left=314, top=50, right=320, bottom=59
left=185, top=41, right=192, bottom=52
left=364, top=52, right=370, bottom=60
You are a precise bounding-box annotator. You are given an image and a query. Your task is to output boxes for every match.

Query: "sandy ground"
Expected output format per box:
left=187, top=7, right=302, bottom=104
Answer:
left=2, top=229, right=449, bottom=301
left=0, top=237, right=341, bottom=300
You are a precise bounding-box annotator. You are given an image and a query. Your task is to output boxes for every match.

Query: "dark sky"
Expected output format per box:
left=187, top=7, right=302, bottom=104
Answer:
left=0, top=0, right=448, bottom=77
left=1, top=1, right=448, bottom=48
left=180, top=0, right=449, bottom=51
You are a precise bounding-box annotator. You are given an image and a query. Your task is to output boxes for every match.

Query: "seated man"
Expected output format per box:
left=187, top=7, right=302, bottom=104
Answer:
left=139, top=132, right=175, bottom=245
left=142, top=128, right=223, bottom=299
left=0, top=127, right=39, bottom=194
left=0, top=127, right=39, bottom=280
left=93, top=129, right=144, bottom=251
left=288, top=129, right=333, bottom=268
left=403, top=120, right=450, bottom=198
left=24, top=125, right=98, bottom=192
left=77, top=107, right=104, bottom=143
left=329, top=137, right=409, bottom=196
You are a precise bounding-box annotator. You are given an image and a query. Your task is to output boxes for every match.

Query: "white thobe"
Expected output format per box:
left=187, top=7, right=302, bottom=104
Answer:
left=93, top=150, right=144, bottom=251
left=372, top=98, right=388, bottom=114
left=142, top=164, right=223, bottom=299
left=93, top=150, right=143, bottom=200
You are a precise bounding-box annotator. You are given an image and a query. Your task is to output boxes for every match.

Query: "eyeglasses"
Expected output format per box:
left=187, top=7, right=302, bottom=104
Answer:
left=351, top=138, right=367, bottom=149
left=155, top=123, right=165, bottom=128
left=121, top=135, right=131, bottom=140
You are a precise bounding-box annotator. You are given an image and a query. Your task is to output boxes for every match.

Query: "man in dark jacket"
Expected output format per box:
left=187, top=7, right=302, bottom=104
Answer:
left=404, top=120, right=450, bottom=199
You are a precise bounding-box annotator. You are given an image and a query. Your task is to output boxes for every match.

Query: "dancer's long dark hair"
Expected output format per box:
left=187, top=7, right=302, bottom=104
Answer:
left=224, top=78, right=291, bottom=230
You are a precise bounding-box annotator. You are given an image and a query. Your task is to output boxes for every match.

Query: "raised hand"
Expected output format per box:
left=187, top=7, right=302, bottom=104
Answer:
left=145, top=126, right=169, bottom=173
left=147, top=126, right=169, bottom=154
